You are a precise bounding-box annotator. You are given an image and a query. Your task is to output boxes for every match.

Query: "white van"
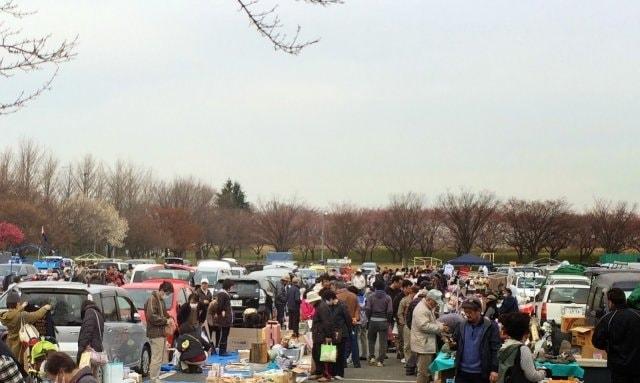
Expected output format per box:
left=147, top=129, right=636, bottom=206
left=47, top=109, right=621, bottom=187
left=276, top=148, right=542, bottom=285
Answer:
left=195, top=261, right=232, bottom=291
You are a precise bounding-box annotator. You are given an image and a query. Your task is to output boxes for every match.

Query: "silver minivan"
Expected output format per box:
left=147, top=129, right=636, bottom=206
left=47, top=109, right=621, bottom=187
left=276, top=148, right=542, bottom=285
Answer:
left=0, top=281, right=151, bottom=375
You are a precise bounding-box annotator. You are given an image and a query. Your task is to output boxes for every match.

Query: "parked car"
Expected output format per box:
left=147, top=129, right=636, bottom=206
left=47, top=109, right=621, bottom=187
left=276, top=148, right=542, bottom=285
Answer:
left=509, top=275, right=546, bottom=304
left=214, top=277, right=272, bottom=327
left=360, top=262, right=377, bottom=276
left=536, top=284, right=590, bottom=323
left=95, top=261, right=129, bottom=273
left=297, top=268, right=318, bottom=289
left=545, top=274, right=590, bottom=286
left=0, top=263, right=38, bottom=283
left=130, top=264, right=162, bottom=283
left=230, top=266, right=247, bottom=277
left=194, top=261, right=233, bottom=292
left=0, top=281, right=151, bottom=375
left=122, top=279, right=192, bottom=345
left=127, top=259, right=157, bottom=266
left=164, top=257, right=191, bottom=266
left=585, top=271, right=640, bottom=325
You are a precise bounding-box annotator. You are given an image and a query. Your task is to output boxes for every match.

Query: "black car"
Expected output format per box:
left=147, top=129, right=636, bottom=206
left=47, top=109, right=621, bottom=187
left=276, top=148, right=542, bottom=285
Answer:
left=215, top=277, right=273, bottom=327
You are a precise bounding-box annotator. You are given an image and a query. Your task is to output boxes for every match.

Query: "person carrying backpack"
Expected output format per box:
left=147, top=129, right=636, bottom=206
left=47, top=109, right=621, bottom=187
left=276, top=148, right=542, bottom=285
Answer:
left=497, top=312, right=548, bottom=383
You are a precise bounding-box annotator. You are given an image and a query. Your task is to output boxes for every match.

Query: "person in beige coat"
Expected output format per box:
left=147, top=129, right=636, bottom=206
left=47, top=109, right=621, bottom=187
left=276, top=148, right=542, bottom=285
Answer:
left=410, top=289, right=446, bottom=383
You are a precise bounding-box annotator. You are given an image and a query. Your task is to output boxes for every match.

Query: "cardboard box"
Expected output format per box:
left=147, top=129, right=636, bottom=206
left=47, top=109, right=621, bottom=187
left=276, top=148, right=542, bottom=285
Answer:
left=570, top=326, right=594, bottom=347
left=561, top=315, right=586, bottom=333
left=227, top=328, right=265, bottom=352
left=581, top=343, right=607, bottom=359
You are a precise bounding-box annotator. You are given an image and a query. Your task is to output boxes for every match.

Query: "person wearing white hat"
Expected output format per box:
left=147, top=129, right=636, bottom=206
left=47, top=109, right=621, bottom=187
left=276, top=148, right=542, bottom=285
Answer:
left=196, top=278, right=213, bottom=325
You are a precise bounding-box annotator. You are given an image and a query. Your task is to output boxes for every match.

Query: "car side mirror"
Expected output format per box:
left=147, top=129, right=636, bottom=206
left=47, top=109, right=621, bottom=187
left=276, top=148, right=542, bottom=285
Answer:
left=133, top=312, right=141, bottom=323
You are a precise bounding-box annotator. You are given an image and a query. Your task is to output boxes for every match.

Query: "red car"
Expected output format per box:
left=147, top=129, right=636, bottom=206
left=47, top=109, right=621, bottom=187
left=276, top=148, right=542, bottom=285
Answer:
left=122, top=279, right=193, bottom=345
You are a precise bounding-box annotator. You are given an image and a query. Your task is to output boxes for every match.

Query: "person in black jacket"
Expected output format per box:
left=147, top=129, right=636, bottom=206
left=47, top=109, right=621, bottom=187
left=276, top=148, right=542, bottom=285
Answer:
left=452, top=297, right=501, bottom=383
left=328, top=292, right=352, bottom=380
left=498, top=288, right=519, bottom=316
left=176, top=323, right=206, bottom=373
left=592, top=288, right=640, bottom=383
left=77, top=300, right=104, bottom=368
left=310, top=291, right=335, bottom=382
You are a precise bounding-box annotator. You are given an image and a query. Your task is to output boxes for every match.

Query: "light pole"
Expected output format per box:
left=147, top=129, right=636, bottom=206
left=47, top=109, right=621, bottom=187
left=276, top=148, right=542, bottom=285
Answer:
left=321, top=211, right=327, bottom=263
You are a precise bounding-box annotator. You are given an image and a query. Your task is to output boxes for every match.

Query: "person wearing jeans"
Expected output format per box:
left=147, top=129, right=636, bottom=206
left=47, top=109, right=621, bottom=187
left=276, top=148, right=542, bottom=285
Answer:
left=365, top=280, right=392, bottom=367
left=144, top=281, right=174, bottom=383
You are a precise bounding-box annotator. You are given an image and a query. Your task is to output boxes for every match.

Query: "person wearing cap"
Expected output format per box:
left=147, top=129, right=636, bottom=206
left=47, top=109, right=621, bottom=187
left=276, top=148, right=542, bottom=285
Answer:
left=410, top=289, right=446, bottom=383
left=0, top=291, right=52, bottom=367
left=287, top=277, right=302, bottom=337
left=452, top=297, right=501, bottom=383
left=275, top=274, right=290, bottom=326
left=352, top=270, right=366, bottom=293
left=196, top=278, right=213, bottom=324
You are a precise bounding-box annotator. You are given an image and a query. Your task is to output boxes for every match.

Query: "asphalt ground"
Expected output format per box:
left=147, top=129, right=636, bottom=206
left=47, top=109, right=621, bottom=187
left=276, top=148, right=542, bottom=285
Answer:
left=151, top=352, right=413, bottom=383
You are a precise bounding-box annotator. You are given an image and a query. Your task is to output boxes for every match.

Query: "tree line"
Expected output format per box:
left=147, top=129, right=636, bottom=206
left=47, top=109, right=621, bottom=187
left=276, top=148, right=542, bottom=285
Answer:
left=1, top=140, right=639, bottom=264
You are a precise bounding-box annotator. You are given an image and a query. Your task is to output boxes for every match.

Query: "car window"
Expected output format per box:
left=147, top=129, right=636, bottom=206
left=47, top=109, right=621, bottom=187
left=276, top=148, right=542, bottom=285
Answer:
left=117, top=296, right=134, bottom=321
left=548, top=287, right=588, bottom=304
left=18, top=291, right=87, bottom=326
left=126, top=288, right=171, bottom=309
left=593, top=287, right=603, bottom=310
left=101, top=296, right=118, bottom=322
left=219, top=281, right=260, bottom=296
left=178, top=289, right=188, bottom=306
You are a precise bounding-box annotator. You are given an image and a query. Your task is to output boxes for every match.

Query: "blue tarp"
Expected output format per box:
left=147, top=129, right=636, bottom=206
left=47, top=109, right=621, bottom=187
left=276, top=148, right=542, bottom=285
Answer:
left=448, top=254, right=492, bottom=266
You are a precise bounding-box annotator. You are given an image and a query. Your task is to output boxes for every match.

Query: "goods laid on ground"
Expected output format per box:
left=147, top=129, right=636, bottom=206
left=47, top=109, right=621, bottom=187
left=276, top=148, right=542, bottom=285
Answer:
left=164, top=323, right=309, bottom=383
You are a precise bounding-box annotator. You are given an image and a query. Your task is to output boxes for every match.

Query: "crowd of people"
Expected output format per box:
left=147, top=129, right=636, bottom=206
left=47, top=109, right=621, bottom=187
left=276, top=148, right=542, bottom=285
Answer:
left=268, top=266, right=567, bottom=383
left=1, top=263, right=638, bottom=383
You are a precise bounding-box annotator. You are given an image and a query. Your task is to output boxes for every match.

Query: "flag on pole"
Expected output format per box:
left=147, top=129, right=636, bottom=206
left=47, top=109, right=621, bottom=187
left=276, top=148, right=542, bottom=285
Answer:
left=41, top=226, right=48, bottom=243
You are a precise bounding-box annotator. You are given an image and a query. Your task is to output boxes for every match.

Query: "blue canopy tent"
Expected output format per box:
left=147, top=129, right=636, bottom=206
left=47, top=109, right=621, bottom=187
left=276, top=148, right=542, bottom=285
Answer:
left=448, top=253, right=493, bottom=267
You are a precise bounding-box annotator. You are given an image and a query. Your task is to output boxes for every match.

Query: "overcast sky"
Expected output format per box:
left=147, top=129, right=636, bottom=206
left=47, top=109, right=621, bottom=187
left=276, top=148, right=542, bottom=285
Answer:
left=2, top=0, right=640, bottom=209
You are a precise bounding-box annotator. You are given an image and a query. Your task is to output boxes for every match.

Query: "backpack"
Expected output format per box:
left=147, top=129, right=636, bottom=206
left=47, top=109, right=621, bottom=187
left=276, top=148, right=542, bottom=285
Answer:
left=504, top=346, right=530, bottom=383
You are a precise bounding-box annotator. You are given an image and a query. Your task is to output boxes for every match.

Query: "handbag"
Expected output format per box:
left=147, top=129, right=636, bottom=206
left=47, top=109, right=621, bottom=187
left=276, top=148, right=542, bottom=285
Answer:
left=79, top=351, right=92, bottom=369
left=88, top=310, right=108, bottom=366
left=18, top=314, right=39, bottom=345
left=319, top=342, right=337, bottom=363
left=0, top=355, right=23, bottom=383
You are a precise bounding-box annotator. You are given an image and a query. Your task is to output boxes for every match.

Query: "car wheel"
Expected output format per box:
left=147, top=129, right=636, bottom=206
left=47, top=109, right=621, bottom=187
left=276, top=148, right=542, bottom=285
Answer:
left=139, top=345, right=151, bottom=376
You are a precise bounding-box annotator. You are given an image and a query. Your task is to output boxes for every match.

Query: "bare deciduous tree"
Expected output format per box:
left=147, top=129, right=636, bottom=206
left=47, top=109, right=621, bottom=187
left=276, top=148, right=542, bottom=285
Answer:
left=0, top=148, right=13, bottom=196
left=14, top=139, right=43, bottom=201
left=255, top=198, right=304, bottom=252
left=297, top=209, right=321, bottom=261
left=591, top=200, right=637, bottom=254
left=438, top=190, right=498, bottom=255
left=503, top=198, right=571, bottom=261
left=1, top=0, right=76, bottom=114
left=381, top=193, right=422, bottom=265
left=414, top=208, right=445, bottom=257
left=355, top=209, right=382, bottom=262
left=477, top=212, right=506, bottom=253
left=325, top=204, right=364, bottom=258
left=39, top=152, right=58, bottom=203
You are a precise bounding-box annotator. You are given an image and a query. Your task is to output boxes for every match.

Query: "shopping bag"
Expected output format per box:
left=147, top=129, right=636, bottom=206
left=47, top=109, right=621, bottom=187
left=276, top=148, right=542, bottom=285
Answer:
left=18, top=315, right=40, bottom=345
left=79, top=351, right=92, bottom=369
left=319, top=343, right=337, bottom=363
left=103, top=362, right=124, bottom=383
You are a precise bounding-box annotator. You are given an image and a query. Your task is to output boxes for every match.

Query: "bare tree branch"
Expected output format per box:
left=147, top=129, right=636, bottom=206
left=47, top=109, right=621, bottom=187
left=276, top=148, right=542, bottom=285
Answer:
left=1, top=0, right=77, bottom=114
left=236, top=0, right=339, bottom=55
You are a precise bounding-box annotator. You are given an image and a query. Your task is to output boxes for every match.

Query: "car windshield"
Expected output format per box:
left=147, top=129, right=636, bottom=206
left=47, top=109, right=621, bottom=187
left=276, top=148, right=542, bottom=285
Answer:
left=20, top=291, right=87, bottom=326
left=143, top=269, right=193, bottom=282
left=548, top=287, right=588, bottom=304
left=126, top=288, right=171, bottom=309
left=0, top=265, right=22, bottom=276
left=217, top=281, right=260, bottom=296
left=550, top=279, right=589, bottom=286
left=194, top=271, right=220, bottom=284
left=517, top=277, right=545, bottom=288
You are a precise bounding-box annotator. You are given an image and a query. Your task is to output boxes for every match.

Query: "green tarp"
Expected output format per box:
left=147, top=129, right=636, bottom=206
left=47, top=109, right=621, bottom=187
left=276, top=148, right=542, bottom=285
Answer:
left=553, top=264, right=586, bottom=276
